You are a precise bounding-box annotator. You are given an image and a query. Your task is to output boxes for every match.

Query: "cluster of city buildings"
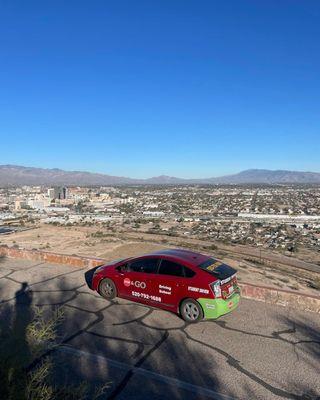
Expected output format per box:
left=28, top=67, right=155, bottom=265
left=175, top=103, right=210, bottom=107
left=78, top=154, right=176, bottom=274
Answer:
left=0, top=184, right=320, bottom=252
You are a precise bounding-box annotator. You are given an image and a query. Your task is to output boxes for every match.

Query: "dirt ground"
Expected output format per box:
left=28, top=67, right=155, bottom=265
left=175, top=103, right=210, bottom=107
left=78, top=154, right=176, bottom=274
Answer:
left=1, top=224, right=320, bottom=296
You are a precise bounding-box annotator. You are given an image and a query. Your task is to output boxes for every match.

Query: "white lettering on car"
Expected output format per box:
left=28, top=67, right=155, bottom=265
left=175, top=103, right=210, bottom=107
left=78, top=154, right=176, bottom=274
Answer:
left=158, top=284, right=172, bottom=295
left=131, top=291, right=161, bottom=302
left=159, top=284, right=171, bottom=291
left=159, top=290, right=171, bottom=295
left=188, top=286, right=209, bottom=294
left=133, top=281, right=146, bottom=289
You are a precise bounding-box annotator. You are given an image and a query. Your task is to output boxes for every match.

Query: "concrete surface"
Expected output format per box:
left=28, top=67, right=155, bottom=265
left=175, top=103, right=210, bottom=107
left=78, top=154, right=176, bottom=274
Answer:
left=0, top=256, right=320, bottom=400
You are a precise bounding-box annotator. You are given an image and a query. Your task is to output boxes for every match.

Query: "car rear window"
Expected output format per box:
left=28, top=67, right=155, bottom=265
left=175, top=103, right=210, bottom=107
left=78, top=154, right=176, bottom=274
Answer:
left=198, top=258, right=236, bottom=280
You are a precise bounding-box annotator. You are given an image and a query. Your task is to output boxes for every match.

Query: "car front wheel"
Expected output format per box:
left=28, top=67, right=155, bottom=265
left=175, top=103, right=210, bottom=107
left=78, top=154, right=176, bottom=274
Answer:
left=180, top=299, right=203, bottom=323
left=99, top=278, right=117, bottom=300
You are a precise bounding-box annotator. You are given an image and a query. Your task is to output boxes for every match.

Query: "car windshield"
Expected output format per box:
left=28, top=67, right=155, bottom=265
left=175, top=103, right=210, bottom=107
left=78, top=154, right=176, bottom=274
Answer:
left=198, top=258, right=237, bottom=280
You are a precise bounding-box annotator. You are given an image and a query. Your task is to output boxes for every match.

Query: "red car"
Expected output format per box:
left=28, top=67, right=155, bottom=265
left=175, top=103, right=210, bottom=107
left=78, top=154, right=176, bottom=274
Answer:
left=92, top=249, right=240, bottom=322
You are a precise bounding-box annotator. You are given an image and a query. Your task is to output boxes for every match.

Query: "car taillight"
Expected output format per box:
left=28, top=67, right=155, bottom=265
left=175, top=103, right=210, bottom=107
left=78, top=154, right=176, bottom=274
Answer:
left=211, top=280, right=222, bottom=298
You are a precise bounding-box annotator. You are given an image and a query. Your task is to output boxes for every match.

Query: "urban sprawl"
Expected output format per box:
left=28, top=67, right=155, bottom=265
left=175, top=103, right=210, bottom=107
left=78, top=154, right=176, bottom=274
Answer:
left=1, top=185, right=320, bottom=254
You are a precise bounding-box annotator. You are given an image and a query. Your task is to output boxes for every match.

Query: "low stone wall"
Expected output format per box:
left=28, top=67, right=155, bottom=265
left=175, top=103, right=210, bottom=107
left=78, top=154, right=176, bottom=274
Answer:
left=239, top=282, right=320, bottom=313
left=0, top=245, right=104, bottom=269
left=1, top=245, right=319, bottom=313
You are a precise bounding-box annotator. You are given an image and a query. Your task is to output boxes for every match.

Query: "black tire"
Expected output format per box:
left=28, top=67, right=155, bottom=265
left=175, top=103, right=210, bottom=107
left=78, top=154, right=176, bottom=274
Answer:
left=180, top=298, right=203, bottom=323
left=99, top=278, right=117, bottom=300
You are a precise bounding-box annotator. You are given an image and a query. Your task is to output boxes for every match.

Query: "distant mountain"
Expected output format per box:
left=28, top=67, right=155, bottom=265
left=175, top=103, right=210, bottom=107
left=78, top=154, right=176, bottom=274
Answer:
left=145, top=175, right=190, bottom=184
left=0, top=165, right=320, bottom=186
left=207, top=169, right=320, bottom=184
left=0, top=165, right=138, bottom=186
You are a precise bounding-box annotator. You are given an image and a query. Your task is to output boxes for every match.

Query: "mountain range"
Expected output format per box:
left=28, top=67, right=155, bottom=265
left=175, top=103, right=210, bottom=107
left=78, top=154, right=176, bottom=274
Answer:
left=0, top=165, right=320, bottom=186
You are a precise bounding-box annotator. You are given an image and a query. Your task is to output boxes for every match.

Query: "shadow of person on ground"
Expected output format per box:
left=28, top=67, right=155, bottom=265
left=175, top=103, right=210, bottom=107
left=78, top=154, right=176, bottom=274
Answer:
left=0, top=281, right=33, bottom=400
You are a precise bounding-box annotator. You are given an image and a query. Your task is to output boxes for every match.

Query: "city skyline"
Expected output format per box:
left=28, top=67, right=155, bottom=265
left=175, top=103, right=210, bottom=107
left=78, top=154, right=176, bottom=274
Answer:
left=1, top=1, right=320, bottom=178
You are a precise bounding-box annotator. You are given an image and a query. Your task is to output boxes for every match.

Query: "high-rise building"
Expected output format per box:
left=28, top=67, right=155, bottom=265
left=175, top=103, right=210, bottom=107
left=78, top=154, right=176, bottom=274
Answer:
left=48, top=188, right=55, bottom=199
left=48, top=187, right=68, bottom=200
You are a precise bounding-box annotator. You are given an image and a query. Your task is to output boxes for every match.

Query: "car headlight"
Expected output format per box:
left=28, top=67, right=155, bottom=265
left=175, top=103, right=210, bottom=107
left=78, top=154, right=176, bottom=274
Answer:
left=94, top=266, right=105, bottom=274
left=211, top=280, right=222, bottom=298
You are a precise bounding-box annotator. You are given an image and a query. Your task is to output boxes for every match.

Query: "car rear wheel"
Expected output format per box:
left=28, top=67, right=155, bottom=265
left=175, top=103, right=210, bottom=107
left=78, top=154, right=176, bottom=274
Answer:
left=99, top=278, right=117, bottom=300
left=180, top=299, right=203, bottom=322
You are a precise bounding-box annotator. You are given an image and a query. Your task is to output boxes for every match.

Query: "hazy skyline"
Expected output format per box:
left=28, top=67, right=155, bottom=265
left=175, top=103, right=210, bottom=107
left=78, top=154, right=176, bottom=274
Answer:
left=1, top=1, right=319, bottom=178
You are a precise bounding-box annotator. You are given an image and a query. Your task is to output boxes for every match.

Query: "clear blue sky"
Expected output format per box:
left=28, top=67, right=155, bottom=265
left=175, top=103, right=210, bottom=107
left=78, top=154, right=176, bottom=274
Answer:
left=0, top=1, right=319, bottom=178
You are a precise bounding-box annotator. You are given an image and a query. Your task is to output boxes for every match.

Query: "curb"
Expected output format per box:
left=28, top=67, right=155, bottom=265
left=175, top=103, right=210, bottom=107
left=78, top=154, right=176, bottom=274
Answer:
left=1, top=245, right=319, bottom=313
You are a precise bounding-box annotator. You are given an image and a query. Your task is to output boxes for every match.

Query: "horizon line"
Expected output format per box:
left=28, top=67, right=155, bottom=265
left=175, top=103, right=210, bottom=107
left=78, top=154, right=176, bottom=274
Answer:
left=1, top=163, right=320, bottom=181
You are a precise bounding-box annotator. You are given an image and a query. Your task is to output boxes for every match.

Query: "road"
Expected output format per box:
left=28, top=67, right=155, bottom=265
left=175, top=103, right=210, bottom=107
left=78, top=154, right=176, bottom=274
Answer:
left=0, top=257, right=320, bottom=399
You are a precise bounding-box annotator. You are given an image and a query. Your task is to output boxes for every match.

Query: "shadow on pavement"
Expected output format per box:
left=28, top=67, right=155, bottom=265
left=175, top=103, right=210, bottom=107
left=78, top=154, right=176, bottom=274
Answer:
left=0, top=282, right=33, bottom=400
left=1, top=264, right=320, bottom=400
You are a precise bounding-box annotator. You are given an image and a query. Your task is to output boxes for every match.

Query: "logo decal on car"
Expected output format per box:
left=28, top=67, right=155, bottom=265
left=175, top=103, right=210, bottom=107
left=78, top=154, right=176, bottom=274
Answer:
left=124, top=278, right=131, bottom=287
left=124, top=278, right=147, bottom=289
left=133, top=280, right=146, bottom=289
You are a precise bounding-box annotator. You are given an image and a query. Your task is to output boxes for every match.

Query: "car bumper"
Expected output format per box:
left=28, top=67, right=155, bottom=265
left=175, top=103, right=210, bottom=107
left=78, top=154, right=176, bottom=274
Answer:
left=92, top=272, right=103, bottom=291
left=198, top=292, right=240, bottom=319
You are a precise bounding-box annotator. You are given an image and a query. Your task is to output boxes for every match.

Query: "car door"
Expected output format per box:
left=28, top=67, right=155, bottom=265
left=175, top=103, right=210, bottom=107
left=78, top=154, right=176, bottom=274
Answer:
left=116, top=257, right=160, bottom=302
left=152, top=258, right=189, bottom=309
left=114, top=262, right=132, bottom=296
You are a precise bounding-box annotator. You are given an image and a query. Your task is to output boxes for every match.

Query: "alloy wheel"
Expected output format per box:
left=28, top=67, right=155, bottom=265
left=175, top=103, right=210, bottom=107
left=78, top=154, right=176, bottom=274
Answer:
left=184, top=302, right=200, bottom=321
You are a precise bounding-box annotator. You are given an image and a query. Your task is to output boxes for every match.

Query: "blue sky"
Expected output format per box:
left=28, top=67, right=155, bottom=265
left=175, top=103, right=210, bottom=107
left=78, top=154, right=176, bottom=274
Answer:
left=0, top=1, right=319, bottom=178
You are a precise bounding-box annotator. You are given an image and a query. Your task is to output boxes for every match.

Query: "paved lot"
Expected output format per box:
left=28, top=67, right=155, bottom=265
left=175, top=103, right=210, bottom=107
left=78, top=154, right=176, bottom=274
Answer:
left=1, top=257, right=320, bottom=400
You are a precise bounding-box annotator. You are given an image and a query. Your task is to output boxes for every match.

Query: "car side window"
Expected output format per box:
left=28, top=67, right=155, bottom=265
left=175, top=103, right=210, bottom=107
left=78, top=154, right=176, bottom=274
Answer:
left=116, top=264, right=129, bottom=272
left=129, top=258, right=159, bottom=274
left=184, top=266, right=196, bottom=278
left=158, top=259, right=185, bottom=277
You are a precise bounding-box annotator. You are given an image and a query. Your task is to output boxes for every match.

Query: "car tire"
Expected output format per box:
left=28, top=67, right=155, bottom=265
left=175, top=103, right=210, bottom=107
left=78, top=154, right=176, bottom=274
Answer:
left=99, top=278, right=117, bottom=300
left=180, top=299, right=203, bottom=323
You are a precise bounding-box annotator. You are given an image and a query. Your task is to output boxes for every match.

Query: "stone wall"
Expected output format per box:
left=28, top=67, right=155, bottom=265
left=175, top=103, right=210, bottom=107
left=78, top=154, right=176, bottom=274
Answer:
left=0, top=245, right=104, bottom=269
left=239, top=281, right=320, bottom=313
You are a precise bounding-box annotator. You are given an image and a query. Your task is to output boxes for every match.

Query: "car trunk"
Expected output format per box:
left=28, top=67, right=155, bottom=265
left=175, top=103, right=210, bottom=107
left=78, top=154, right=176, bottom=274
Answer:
left=211, top=264, right=238, bottom=299
left=199, top=261, right=239, bottom=299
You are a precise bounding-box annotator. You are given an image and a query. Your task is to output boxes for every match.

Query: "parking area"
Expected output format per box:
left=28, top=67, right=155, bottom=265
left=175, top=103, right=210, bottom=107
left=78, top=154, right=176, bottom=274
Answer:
left=1, top=256, right=320, bottom=400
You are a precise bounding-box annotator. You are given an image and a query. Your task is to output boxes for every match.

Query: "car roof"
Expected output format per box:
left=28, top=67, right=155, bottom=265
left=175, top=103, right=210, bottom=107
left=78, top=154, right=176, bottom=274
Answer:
left=142, top=248, right=211, bottom=267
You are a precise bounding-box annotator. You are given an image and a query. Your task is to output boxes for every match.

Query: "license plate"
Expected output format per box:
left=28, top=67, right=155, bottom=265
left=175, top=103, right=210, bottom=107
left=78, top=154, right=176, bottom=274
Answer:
left=228, top=286, right=234, bottom=294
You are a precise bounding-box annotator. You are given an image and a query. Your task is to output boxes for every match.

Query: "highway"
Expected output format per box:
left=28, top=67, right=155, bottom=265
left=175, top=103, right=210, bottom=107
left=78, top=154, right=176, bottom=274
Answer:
left=1, top=257, right=319, bottom=399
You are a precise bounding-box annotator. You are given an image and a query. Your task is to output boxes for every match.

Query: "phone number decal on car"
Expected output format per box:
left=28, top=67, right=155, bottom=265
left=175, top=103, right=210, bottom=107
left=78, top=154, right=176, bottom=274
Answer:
left=132, top=291, right=161, bottom=302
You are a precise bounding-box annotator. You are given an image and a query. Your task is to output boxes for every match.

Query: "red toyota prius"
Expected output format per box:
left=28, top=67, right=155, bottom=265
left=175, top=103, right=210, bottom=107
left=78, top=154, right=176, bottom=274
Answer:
left=92, top=249, right=240, bottom=322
